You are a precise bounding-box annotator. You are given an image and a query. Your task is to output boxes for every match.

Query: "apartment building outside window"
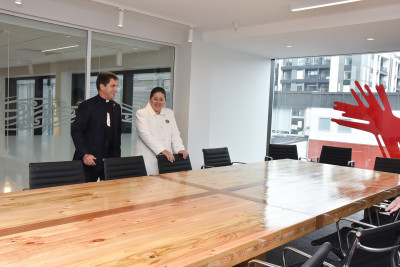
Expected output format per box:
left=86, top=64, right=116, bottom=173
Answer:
left=271, top=52, right=400, bottom=169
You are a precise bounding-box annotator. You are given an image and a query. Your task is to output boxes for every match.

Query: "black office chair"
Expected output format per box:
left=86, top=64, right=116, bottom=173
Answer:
left=311, top=145, right=355, bottom=167
left=156, top=154, right=192, bottom=174
left=360, top=157, right=400, bottom=226
left=201, top=147, right=245, bottom=169
left=374, top=156, right=400, bottom=174
left=247, top=242, right=334, bottom=267
left=265, top=144, right=299, bottom=161
left=104, top=156, right=147, bottom=180
left=311, top=209, right=400, bottom=260
left=334, top=217, right=400, bottom=266
left=29, top=160, right=85, bottom=189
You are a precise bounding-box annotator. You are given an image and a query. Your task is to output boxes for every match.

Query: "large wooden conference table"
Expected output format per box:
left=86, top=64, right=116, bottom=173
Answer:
left=1, top=159, right=400, bottom=266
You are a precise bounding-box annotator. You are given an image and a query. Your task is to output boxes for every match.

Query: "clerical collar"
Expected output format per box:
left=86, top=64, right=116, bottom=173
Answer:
left=97, top=95, right=111, bottom=103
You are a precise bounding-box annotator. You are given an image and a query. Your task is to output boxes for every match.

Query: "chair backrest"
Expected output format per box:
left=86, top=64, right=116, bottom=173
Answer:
left=29, top=160, right=85, bottom=189
left=202, top=147, right=232, bottom=168
left=319, top=145, right=352, bottom=166
left=268, top=144, right=298, bottom=160
left=344, top=219, right=400, bottom=267
left=374, top=157, right=400, bottom=174
left=104, top=156, right=147, bottom=180
left=157, top=154, right=192, bottom=174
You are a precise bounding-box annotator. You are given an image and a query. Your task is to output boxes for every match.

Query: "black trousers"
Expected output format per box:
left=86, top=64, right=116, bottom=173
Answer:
left=83, top=166, right=105, bottom=182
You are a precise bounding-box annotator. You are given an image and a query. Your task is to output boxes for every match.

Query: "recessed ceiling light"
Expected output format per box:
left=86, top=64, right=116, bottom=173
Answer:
left=291, top=0, right=362, bottom=12
left=41, top=45, right=79, bottom=53
left=286, top=45, right=293, bottom=48
left=367, top=37, right=374, bottom=41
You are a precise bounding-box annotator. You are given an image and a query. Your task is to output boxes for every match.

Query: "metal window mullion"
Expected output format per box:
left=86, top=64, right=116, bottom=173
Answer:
left=85, top=30, right=92, bottom=100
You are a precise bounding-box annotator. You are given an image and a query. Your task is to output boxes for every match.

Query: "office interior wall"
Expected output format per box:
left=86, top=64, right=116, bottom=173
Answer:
left=188, top=38, right=270, bottom=169
left=208, top=46, right=270, bottom=165
left=173, top=32, right=193, bottom=148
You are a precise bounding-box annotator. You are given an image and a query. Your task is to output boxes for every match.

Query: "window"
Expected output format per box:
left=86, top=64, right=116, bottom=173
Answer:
left=0, top=13, right=175, bottom=192
left=283, top=70, right=292, bottom=80
left=296, top=70, right=304, bottom=79
left=320, top=70, right=330, bottom=79
left=296, top=84, right=304, bottom=91
left=305, top=84, right=317, bottom=91
left=338, top=124, right=351, bottom=133
left=319, top=118, right=331, bottom=131
left=292, top=108, right=304, bottom=116
left=345, top=56, right=352, bottom=65
left=271, top=52, right=400, bottom=170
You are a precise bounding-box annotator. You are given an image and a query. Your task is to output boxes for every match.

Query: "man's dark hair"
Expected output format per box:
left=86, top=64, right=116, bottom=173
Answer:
left=150, top=87, right=166, bottom=99
left=96, top=71, right=118, bottom=91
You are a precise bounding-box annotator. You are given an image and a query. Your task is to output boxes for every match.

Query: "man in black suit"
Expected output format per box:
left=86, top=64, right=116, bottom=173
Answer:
left=71, top=72, right=122, bottom=182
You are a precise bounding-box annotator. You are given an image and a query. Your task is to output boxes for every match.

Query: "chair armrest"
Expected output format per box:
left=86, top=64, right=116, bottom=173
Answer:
left=247, top=259, right=280, bottom=267
left=265, top=156, right=273, bottom=161
left=201, top=165, right=216, bottom=169
left=337, top=217, right=376, bottom=229
left=347, top=160, right=355, bottom=167
left=335, top=217, right=376, bottom=255
left=310, top=156, right=319, bottom=162
left=283, top=242, right=335, bottom=267
left=356, top=241, right=400, bottom=253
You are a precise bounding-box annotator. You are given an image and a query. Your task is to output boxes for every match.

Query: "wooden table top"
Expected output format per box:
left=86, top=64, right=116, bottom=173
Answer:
left=1, top=160, right=399, bottom=266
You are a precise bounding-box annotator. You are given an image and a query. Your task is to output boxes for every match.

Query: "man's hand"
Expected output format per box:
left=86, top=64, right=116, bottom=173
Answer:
left=83, top=154, right=96, bottom=166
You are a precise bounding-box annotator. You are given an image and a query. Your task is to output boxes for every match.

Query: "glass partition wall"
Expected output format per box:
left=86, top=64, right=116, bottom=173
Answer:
left=0, top=13, right=175, bottom=192
left=270, top=53, right=400, bottom=169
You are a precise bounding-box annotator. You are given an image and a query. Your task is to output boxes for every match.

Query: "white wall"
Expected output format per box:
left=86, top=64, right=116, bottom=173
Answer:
left=188, top=37, right=270, bottom=169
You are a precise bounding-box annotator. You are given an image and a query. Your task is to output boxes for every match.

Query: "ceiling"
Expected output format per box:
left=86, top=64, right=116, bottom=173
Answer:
left=92, top=0, right=400, bottom=58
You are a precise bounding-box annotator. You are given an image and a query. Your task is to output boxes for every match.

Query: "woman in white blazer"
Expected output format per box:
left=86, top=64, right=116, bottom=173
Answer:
left=134, top=87, right=188, bottom=175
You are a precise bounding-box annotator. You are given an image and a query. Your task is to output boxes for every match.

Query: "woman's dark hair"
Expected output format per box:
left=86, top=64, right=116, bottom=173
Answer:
left=150, top=87, right=166, bottom=99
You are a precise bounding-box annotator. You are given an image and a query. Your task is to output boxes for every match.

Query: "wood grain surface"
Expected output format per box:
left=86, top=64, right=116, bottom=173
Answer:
left=1, top=160, right=399, bottom=266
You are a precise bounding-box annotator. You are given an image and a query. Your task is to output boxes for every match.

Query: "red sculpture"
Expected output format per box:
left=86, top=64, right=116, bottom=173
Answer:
left=332, top=81, right=400, bottom=158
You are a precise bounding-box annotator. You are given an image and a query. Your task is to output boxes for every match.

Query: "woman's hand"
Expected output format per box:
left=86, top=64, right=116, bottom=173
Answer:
left=385, top=197, right=400, bottom=213
left=178, top=150, right=189, bottom=159
left=161, top=150, right=175, bottom=162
